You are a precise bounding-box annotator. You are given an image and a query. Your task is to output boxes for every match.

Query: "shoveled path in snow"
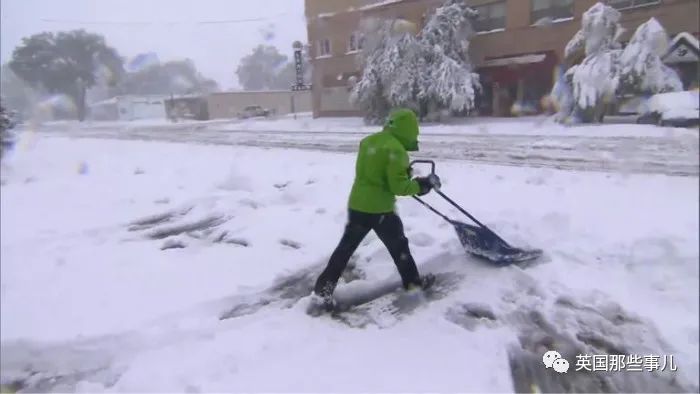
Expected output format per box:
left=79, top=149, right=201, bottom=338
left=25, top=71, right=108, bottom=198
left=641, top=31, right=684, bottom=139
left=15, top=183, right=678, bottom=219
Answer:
left=29, top=124, right=700, bottom=176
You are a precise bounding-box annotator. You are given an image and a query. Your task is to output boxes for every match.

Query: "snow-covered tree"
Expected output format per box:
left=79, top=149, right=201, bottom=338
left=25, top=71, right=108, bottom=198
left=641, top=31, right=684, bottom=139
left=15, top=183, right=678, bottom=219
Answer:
left=617, top=18, right=683, bottom=96
left=350, top=18, right=418, bottom=124
left=9, top=30, right=124, bottom=121
left=417, top=0, right=480, bottom=120
left=384, top=33, right=422, bottom=111
left=554, top=2, right=624, bottom=123
left=554, top=2, right=684, bottom=125
left=564, top=30, right=586, bottom=62
left=350, top=0, right=480, bottom=124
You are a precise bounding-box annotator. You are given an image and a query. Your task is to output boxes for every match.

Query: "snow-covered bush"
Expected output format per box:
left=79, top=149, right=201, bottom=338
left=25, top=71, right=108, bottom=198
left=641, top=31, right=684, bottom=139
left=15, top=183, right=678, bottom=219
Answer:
left=350, top=0, right=480, bottom=124
left=617, top=18, right=683, bottom=96
left=554, top=2, right=684, bottom=125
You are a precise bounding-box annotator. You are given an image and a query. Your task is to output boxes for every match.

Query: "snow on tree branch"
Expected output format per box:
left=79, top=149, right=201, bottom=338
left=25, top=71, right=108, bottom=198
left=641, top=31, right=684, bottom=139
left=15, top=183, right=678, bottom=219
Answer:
left=618, top=18, right=683, bottom=95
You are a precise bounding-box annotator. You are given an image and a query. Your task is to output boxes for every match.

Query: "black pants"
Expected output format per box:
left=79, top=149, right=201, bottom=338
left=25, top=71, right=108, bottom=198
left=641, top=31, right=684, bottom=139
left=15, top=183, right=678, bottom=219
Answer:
left=314, top=209, right=421, bottom=297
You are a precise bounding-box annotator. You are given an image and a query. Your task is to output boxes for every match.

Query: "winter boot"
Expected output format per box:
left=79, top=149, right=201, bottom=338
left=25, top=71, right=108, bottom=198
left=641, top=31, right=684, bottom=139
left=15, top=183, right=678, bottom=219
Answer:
left=405, top=273, right=436, bottom=294
left=307, top=282, right=337, bottom=315
left=310, top=291, right=336, bottom=311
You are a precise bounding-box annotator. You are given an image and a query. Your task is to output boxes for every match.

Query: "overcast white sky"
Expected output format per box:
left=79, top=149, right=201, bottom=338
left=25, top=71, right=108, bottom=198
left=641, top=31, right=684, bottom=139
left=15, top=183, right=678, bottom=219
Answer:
left=1, top=0, right=307, bottom=90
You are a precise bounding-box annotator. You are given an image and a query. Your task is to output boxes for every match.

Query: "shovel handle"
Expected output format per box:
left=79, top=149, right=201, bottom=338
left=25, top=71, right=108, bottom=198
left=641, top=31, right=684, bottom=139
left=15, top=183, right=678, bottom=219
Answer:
left=409, top=160, right=436, bottom=175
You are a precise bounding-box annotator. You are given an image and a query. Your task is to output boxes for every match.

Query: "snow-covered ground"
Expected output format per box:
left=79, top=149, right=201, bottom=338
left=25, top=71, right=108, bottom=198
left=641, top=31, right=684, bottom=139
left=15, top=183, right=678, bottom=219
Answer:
left=20, top=115, right=700, bottom=176
left=1, top=133, right=697, bottom=392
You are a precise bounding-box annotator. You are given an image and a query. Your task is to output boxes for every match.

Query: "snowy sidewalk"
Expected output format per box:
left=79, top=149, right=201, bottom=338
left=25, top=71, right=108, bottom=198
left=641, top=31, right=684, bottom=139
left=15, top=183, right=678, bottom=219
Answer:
left=1, top=136, right=698, bottom=392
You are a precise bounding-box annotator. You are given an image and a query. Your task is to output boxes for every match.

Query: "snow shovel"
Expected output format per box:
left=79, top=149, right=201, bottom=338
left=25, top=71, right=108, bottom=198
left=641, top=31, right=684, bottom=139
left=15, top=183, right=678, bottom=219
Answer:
left=409, top=160, right=543, bottom=265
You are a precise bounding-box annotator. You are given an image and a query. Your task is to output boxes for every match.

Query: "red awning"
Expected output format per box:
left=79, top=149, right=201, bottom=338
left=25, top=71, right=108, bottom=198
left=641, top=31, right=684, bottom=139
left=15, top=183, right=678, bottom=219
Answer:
left=477, top=51, right=559, bottom=85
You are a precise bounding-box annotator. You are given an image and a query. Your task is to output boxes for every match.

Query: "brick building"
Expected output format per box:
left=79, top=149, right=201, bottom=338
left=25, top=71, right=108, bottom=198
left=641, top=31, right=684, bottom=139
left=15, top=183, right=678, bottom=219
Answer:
left=305, top=0, right=699, bottom=117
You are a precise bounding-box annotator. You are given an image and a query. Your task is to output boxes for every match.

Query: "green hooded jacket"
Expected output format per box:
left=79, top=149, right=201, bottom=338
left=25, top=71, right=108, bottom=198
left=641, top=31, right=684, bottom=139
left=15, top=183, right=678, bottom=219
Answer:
left=348, top=108, right=422, bottom=214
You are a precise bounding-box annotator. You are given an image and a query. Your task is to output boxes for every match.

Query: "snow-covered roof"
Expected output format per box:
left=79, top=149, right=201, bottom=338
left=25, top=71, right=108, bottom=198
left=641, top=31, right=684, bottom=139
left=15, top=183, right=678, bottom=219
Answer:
left=671, top=32, right=700, bottom=50
left=311, top=0, right=405, bottom=19
left=168, top=94, right=205, bottom=99
left=211, top=90, right=299, bottom=95
left=89, top=97, right=119, bottom=107
left=663, top=32, right=700, bottom=64
left=89, top=94, right=173, bottom=107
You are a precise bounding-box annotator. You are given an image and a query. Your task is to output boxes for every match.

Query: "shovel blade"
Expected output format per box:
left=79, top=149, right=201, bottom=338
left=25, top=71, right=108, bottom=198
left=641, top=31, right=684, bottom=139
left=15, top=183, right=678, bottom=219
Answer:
left=451, top=221, right=542, bottom=265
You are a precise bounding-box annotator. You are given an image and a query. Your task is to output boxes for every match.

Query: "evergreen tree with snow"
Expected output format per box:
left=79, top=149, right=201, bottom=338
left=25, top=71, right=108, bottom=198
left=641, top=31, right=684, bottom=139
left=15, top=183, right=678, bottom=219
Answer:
left=617, top=18, right=683, bottom=96
left=554, top=2, right=624, bottom=124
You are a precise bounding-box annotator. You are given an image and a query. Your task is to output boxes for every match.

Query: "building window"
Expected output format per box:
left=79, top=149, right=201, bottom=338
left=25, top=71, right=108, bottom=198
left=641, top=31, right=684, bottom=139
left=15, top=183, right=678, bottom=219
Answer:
left=318, top=39, right=331, bottom=57
left=605, top=0, right=660, bottom=11
left=348, top=32, right=365, bottom=53
left=531, top=0, right=574, bottom=24
left=473, top=1, right=506, bottom=33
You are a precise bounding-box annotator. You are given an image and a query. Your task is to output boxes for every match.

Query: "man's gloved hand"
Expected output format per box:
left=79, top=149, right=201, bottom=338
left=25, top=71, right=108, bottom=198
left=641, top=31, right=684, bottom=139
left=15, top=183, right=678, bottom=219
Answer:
left=414, top=176, right=433, bottom=196
left=427, top=174, right=441, bottom=190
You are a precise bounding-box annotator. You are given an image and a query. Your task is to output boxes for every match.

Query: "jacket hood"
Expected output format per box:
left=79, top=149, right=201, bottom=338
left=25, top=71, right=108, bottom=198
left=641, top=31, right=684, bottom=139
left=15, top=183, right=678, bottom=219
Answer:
left=383, top=108, right=419, bottom=151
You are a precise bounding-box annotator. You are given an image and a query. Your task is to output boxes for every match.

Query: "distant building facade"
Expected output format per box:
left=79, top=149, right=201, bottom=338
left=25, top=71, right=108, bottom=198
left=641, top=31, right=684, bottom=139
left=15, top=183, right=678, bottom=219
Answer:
left=88, top=90, right=313, bottom=122
left=305, top=0, right=700, bottom=117
left=207, top=90, right=312, bottom=119
left=88, top=95, right=168, bottom=121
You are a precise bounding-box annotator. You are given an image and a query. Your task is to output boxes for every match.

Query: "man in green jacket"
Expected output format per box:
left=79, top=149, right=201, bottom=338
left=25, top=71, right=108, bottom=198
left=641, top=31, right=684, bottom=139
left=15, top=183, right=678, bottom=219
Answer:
left=312, top=108, right=441, bottom=310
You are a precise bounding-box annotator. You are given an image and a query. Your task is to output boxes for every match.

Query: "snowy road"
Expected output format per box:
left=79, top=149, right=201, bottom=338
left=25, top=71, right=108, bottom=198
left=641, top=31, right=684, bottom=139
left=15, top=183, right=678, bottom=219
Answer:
left=1, top=136, right=698, bottom=393
left=31, top=124, right=700, bottom=176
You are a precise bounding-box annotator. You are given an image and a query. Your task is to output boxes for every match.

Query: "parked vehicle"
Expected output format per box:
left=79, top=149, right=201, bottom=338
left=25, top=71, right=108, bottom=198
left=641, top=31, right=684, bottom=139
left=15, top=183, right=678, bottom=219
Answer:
left=635, top=91, right=699, bottom=128
left=237, top=105, right=273, bottom=119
